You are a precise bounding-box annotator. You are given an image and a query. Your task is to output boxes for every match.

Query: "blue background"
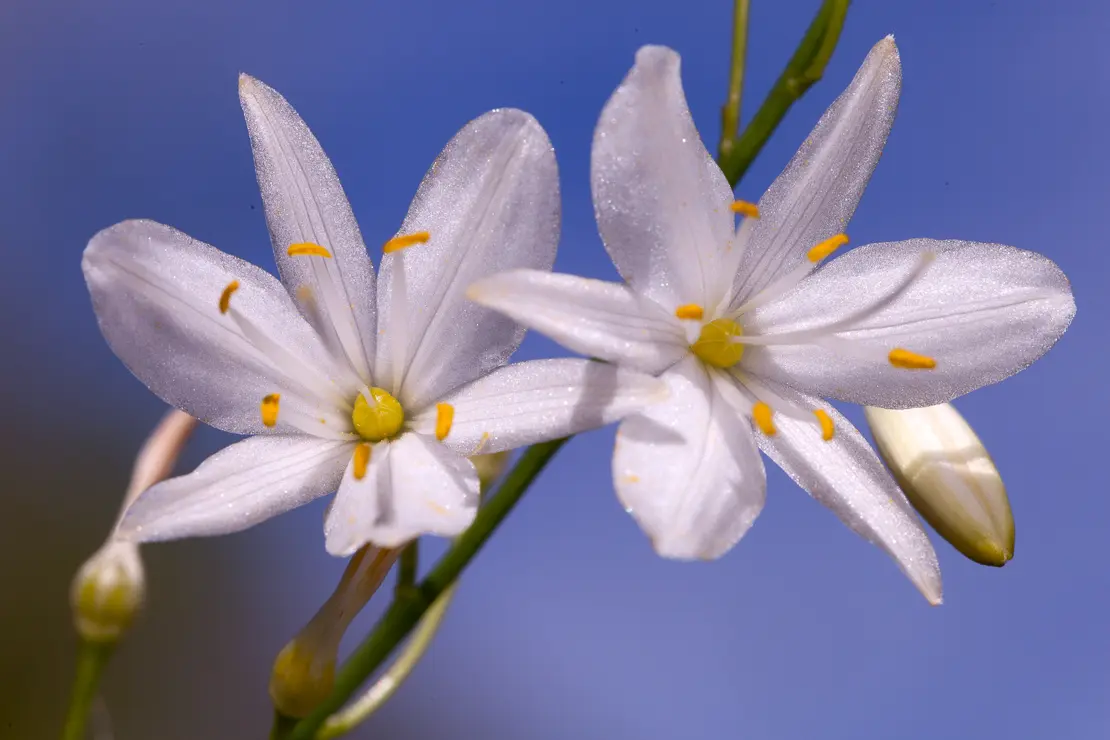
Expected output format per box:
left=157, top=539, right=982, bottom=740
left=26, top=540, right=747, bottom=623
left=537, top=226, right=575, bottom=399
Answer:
left=1, top=0, right=1106, bottom=737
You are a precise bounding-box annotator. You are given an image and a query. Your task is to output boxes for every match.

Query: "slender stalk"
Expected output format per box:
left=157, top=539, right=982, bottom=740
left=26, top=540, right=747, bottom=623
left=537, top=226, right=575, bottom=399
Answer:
left=282, top=438, right=568, bottom=740
left=395, top=541, right=419, bottom=597
left=61, top=640, right=115, bottom=740
left=717, top=0, right=751, bottom=164
left=718, top=0, right=850, bottom=187
left=317, top=582, right=459, bottom=739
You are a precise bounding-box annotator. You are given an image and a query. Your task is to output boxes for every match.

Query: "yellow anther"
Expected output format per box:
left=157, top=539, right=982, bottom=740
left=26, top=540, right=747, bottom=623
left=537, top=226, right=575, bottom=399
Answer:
left=287, top=243, right=333, bottom=258
left=752, top=402, right=776, bottom=436
left=351, top=388, right=404, bottom=442
left=261, top=393, right=281, bottom=427
left=435, top=403, right=454, bottom=442
left=352, top=443, right=371, bottom=480
left=675, top=304, right=704, bottom=321
left=471, top=431, right=491, bottom=455
left=806, top=233, right=849, bottom=263
left=383, top=231, right=431, bottom=254
left=219, top=280, right=240, bottom=314
left=730, top=200, right=760, bottom=219
left=690, top=318, right=745, bottom=368
left=889, top=348, right=937, bottom=370
left=813, top=409, right=835, bottom=441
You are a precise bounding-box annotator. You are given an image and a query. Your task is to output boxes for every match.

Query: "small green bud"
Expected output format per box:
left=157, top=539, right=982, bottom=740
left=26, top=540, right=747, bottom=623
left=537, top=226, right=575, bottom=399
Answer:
left=270, top=632, right=337, bottom=719
left=70, top=541, right=145, bottom=642
left=865, top=404, right=1015, bottom=567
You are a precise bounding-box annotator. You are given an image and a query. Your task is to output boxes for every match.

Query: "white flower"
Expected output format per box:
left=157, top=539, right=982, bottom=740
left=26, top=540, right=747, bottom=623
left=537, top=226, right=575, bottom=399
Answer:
left=865, top=404, right=1014, bottom=567
left=469, top=39, right=1075, bottom=603
left=84, top=75, right=664, bottom=556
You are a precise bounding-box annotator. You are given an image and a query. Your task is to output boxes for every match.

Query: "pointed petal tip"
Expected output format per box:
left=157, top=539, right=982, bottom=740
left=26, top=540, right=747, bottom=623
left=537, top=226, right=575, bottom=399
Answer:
left=466, top=108, right=553, bottom=154
left=871, top=35, right=901, bottom=67
left=919, top=577, right=943, bottom=606
left=633, top=44, right=680, bottom=72
left=238, top=72, right=264, bottom=96
left=238, top=73, right=282, bottom=107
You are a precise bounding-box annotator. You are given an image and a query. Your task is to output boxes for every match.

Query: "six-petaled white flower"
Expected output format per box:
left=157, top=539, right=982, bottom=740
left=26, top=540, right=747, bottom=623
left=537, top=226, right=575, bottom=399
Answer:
left=83, top=75, right=664, bottom=555
left=469, top=38, right=1075, bottom=602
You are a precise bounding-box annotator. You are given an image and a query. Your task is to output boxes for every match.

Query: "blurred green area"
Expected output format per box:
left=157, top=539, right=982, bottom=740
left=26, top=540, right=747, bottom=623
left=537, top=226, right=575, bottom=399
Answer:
left=0, top=397, right=432, bottom=739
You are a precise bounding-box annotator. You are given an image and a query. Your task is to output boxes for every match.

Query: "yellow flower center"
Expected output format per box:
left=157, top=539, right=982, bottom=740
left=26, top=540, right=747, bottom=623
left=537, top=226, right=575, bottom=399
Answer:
left=351, top=387, right=404, bottom=442
left=690, top=318, right=745, bottom=368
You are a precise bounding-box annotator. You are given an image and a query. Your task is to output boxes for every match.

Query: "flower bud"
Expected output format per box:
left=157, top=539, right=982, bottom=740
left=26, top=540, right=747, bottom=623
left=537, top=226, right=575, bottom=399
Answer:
left=865, top=403, right=1014, bottom=566
left=70, top=409, right=198, bottom=644
left=270, top=546, right=399, bottom=717
left=471, top=450, right=511, bottom=492
left=70, top=540, right=145, bottom=642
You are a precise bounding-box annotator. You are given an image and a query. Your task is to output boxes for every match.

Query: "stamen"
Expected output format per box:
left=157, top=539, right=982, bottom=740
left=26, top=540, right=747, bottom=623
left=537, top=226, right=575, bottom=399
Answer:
left=352, top=443, right=371, bottom=480
left=219, top=281, right=240, bottom=314
left=287, top=243, right=333, bottom=258
left=733, top=252, right=938, bottom=347
left=730, top=370, right=814, bottom=422
left=752, top=402, right=776, bottom=436
left=435, top=403, right=454, bottom=442
left=304, top=255, right=374, bottom=383
left=806, top=233, right=849, bottom=263
left=729, top=200, right=760, bottom=219
left=383, top=231, right=430, bottom=254
left=675, top=304, right=704, bottom=321
left=471, top=431, right=491, bottom=455
left=226, top=306, right=351, bottom=410
left=889, top=348, right=937, bottom=370
left=261, top=393, right=281, bottom=427
left=814, top=409, right=835, bottom=441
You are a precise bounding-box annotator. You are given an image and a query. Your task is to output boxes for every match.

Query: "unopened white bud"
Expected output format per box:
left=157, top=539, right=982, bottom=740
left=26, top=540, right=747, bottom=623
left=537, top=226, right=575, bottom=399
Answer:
left=70, top=540, right=145, bottom=642
left=865, top=403, right=1015, bottom=567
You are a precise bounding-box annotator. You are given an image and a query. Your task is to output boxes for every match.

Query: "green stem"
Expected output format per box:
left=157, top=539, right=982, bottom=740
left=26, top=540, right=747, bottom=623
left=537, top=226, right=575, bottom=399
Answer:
left=317, top=582, right=459, bottom=739
left=718, top=0, right=850, bottom=187
left=395, top=541, right=419, bottom=597
left=61, top=640, right=115, bottom=740
left=282, top=438, right=568, bottom=740
left=717, top=0, right=751, bottom=164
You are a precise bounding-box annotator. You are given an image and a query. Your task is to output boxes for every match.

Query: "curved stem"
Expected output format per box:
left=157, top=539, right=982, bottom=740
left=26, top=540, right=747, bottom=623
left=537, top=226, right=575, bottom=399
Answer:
left=61, top=640, right=115, bottom=740
left=717, top=0, right=751, bottom=164
left=317, top=582, right=459, bottom=739
left=718, top=0, right=850, bottom=187
left=282, top=438, right=568, bottom=740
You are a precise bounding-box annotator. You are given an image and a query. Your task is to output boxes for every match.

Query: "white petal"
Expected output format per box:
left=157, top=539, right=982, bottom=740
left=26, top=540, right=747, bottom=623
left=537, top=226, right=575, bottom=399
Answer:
left=116, top=435, right=351, bottom=542
left=410, top=359, right=668, bottom=455
left=376, top=109, right=560, bottom=409
left=755, top=382, right=942, bottom=604
left=240, top=75, right=377, bottom=381
left=82, top=220, right=351, bottom=434
left=730, top=37, right=901, bottom=307
left=742, top=239, right=1076, bottom=408
left=467, top=269, right=688, bottom=374
left=613, top=357, right=766, bottom=560
left=324, top=434, right=479, bottom=554
left=592, top=45, right=736, bottom=310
